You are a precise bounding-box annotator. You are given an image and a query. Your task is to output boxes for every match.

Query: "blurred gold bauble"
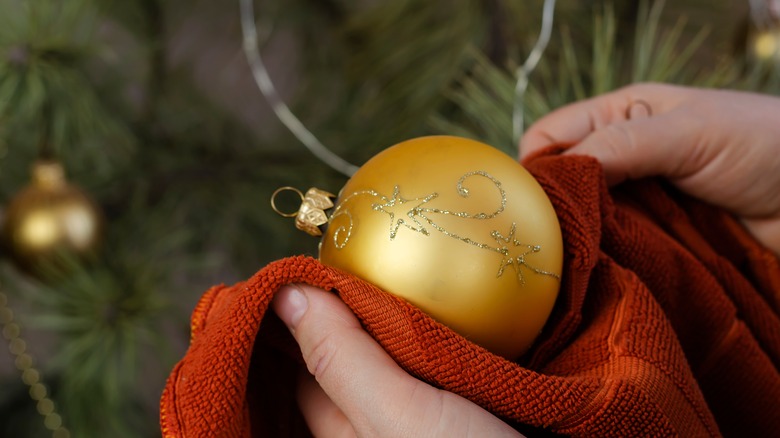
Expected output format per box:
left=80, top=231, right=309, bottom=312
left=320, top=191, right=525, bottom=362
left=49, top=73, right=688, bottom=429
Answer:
left=2, top=160, right=103, bottom=272
left=749, top=28, right=780, bottom=63
left=319, top=136, right=563, bottom=358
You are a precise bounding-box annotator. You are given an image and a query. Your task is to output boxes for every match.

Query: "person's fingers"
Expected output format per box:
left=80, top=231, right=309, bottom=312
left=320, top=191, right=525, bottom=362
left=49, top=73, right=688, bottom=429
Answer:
left=272, top=283, right=429, bottom=436
left=563, top=112, right=696, bottom=186
left=519, top=83, right=780, bottom=256
left=520, top=92, right=631, bottom=159
left=519, top=83, right=687, bottom=160
left=296, top=371, right=352, bottom=436
left=272, top=284, right=523, bottom=437
left=743, top=216, right=780, bottom=257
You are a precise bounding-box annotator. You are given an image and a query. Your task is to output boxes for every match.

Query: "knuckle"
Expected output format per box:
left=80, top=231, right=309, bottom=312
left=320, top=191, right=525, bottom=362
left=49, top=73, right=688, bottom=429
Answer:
left=624, top=82, right=649, bottom=94
left=601, top=124, right=636, bottom=156
left=596, top=124, right=643, bottom=181
left=392, top=383, right=444, bottom=437
left=303, top=328, right=343, bottom=381
left=624, top=81, right=664, bottom=95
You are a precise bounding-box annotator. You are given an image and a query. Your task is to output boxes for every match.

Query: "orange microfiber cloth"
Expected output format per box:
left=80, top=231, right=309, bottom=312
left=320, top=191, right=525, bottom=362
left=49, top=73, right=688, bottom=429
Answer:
left=160, top=152, right=780, bottom=437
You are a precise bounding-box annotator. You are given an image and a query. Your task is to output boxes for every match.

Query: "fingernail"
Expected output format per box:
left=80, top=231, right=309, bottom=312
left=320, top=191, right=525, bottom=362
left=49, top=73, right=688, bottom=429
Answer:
left=274, top=284, right=308, bottom=332
left=626, top=99, right=652, bottom=120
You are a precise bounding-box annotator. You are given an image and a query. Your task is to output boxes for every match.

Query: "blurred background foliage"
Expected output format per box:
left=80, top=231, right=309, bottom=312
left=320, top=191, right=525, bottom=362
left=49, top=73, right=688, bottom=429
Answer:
left=0, top=0, right=777, bottom=436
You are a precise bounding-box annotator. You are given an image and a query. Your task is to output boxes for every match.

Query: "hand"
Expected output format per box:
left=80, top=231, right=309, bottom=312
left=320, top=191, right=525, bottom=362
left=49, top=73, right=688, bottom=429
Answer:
left=272, top=284, right=523, bottom=437
left=520, top=82, right=780, bottom=256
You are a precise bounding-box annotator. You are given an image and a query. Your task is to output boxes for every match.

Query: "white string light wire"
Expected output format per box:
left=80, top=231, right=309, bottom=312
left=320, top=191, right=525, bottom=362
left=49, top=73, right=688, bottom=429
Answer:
left=514, top=0, right=557, bottom=151
left=239, top=0, right=556, bottom=170
left=239, top=0, right=359, bottom=177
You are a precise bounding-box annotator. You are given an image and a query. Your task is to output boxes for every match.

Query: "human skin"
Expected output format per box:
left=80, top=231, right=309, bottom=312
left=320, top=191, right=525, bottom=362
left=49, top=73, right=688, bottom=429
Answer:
left=272, top=284, right=524, bottom=437
left=520, top=82, right=780, bottom=257
left=271, top=83, right=780, bottom=436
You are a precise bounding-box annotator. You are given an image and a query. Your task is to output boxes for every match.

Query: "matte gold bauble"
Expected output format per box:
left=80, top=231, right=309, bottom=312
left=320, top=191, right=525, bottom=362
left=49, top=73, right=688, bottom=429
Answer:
left=2, top=160, right=103, bottom=272
left=319, top=136, right=563, bottom=358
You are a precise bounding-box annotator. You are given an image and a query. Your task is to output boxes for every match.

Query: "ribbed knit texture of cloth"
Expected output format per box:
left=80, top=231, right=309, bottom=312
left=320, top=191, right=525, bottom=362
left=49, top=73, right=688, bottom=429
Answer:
left=160, top=151, right=780, bottom=437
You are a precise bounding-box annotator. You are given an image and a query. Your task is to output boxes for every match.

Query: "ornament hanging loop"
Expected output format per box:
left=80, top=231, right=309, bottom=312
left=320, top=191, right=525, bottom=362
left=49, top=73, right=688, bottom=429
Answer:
left=270, top=187, right=304, bottom=218
left=271, top=187, right=336, bottom=237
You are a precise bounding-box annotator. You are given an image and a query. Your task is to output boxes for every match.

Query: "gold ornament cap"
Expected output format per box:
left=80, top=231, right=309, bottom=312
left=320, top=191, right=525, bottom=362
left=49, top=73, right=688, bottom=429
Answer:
left=30, top=160, right=67, bottom=188
left=271, top=187, right=335, bottom=237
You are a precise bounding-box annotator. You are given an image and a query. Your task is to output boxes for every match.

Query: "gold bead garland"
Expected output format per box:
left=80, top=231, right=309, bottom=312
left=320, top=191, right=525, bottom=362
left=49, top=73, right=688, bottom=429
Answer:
left=0, top=287, right=70, bottom=438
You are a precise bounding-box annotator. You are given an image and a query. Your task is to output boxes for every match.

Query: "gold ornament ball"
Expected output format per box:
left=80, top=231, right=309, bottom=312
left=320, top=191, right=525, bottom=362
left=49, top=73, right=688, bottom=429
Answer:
left=320, top=136, right=563, bottom=358
left=2, top=160, right=103, bottom=272
left=750, top=28, right=780, bottom=63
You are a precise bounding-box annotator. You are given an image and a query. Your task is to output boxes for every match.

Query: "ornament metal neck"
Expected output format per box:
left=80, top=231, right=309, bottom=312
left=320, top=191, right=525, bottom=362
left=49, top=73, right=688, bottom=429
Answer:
left=31, top=160, right=66, bottom=189
left=271, top=187, right=335, bottom=237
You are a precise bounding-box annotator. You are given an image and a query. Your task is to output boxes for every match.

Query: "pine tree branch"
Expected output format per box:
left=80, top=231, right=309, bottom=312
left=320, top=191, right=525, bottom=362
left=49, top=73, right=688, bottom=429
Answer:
left=483, top=0, right=510, bottom=64
left=139, top=0, right=166, bottom=131
left=306, top=0, right=346, bottom=22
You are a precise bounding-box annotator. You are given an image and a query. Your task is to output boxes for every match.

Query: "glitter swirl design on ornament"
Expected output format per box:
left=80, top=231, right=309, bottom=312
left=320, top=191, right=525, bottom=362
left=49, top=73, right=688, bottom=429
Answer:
left=329, top=171, right=560, bottom=285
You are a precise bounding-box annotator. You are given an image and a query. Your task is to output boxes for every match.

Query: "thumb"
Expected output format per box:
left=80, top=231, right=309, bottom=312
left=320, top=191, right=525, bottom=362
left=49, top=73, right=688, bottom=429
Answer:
left=272, top=284, right=522, bottom=437
left=273, top=285, right=438, bottom=437
left=273, top=284, right=414, bottom=435
left=565, top=113, right=695, bottom=186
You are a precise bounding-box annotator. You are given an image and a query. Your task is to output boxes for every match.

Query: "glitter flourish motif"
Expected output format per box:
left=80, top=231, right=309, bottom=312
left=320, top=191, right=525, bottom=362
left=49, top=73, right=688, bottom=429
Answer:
left=372, top=186, right=436, bottom=239
left=328, top=171, right=560, bottom=284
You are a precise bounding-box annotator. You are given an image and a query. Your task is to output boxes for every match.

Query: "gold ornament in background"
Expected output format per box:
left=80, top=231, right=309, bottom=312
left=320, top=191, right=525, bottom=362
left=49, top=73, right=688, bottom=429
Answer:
left=746, top=1, right=780, bottom=63
left=279, top=136, right=563, bottom=359
left=2, top=160, right=103, bottom=273
left=749, top=28, right=780, bottom=63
